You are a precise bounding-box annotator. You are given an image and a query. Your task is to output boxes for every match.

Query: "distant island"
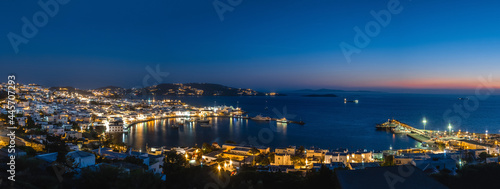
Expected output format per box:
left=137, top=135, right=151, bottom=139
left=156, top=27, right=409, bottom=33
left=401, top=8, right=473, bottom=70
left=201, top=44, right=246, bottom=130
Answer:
left=50, top=83, right=284, bottom=97
left=302, top=94, right=338, bottom=97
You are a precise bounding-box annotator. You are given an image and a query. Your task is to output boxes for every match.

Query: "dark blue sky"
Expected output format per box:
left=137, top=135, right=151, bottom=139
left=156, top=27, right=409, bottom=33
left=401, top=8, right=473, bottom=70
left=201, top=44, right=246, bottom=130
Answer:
left=1, top=0, right=500, bottom=92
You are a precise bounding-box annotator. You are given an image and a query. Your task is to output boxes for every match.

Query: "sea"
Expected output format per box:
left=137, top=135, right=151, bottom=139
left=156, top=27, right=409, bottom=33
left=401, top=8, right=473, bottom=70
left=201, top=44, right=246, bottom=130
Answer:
left=114, top=92, right=500, bottom=151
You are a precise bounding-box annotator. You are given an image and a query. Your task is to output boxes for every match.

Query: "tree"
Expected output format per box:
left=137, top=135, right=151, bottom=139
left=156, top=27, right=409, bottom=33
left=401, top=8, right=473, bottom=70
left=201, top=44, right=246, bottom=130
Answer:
left=44, top=135, right=69, bottom=162
left=202, top=142, right=213, bottom=153
left=291, top=155, right=305, bottom=166
left=249, top=147, right=260, bottom=155
left=26, top=116, right=37, bottom=129
left=249, top=147, right=260, bottom=166
left=437, top=142, right=446, bottom=151
left=257, top=154, right=270, bottom=165
left=478, top=152, right=492, bottom=162
left=72, top=122, right=80, bottom=131
left=162, top=150, right=187, bottom=174
left=124, top=156, right=147, bottom=169
left=269, top=152, right=276, bottom=163
left=225, top=140, right=236, bottom=144
left=382, top=155, right=395, bottom=166
left=17, top=145, right=37, bottom=157
left=296, top=146, right=305, bottom=156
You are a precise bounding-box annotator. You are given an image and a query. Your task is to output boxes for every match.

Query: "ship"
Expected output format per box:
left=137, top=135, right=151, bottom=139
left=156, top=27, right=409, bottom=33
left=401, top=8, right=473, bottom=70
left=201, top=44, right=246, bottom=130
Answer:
left=391, top=125, right=411, bottom=134
left=251, top=115, right=272, bottom=121
left=276, top=117, right=288, bottom=123
left=196, top=119, right=210, bottom=123
left=200, top=123, right=212, bottom=127
left=344, top=98, right=359, bottom=104
left=185, top=118, right=195, bottom=122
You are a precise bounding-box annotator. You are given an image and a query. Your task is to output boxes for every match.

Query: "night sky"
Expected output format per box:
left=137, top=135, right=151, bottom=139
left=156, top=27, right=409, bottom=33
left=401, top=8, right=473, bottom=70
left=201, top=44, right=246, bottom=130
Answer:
left=1, top=0, right=500, bottom=92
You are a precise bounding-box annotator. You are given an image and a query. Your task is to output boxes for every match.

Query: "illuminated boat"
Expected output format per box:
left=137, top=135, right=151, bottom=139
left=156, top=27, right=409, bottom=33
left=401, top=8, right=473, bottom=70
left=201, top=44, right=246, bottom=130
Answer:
left=276, top=118, right=288, bottom=123
left=251, top=115, right=271, bottom=121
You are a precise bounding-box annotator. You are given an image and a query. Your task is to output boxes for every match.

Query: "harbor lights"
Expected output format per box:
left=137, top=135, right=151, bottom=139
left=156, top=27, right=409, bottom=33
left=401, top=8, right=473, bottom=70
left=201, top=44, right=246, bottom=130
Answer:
left=217, top=164, right=221, bottom=172
left=448, top=123, right=452, bottom=135
left=422, top=118, right=427, bottom=132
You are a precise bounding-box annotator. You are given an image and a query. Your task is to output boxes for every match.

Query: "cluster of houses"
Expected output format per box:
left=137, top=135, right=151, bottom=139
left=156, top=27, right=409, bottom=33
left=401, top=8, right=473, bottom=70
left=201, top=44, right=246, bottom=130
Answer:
left=1, top=83, right=244, bottom=142
left=2, top=83, right=500, bottom=181
left=192, top=142, right=500, bottom=175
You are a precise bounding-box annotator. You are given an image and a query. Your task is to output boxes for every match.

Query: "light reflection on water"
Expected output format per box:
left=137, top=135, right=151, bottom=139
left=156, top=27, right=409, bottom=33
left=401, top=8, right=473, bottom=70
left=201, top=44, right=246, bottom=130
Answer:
left=111, top=93, right=500, bottom=151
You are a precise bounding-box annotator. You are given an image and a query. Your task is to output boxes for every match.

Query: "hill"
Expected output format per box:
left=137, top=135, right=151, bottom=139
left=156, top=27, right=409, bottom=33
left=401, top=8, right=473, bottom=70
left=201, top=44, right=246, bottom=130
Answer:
left=137, top=83, right=266, bottom=96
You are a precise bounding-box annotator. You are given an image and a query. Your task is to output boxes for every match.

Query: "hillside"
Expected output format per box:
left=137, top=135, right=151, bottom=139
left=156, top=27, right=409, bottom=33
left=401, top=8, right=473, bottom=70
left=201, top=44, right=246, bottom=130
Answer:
left=138, top=83, right=266, bottom=96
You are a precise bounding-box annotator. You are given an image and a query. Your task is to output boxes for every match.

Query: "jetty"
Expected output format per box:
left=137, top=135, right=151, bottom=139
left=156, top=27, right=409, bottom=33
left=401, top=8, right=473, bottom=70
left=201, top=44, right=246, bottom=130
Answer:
left=376, top=119, right=431, bottom=143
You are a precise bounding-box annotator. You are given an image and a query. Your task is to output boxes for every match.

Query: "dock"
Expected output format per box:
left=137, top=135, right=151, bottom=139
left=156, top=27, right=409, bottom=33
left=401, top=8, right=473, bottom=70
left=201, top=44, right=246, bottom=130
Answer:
left=407, top=133, right=432, bottom=143
left=376, top=119, right=431, bottom=143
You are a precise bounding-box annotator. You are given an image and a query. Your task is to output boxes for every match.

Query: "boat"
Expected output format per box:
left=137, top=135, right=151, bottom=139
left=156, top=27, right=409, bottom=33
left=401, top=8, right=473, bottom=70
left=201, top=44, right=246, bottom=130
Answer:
left=276, top=118, right=288, bottom=123
left=200, top=124, right=212, bottom=127
left=171, top=124, right=179, bottom=129
left=251, top=115, right=271, bottom=121
left=344, top=98, right=359, bottom=104
left=391, top=125, right=411, bottom=134
left=458, top=97, right=469, bottom=100
left=375, top=119, right=398, bottom=130
left=196, top=119, right=210, bottom=123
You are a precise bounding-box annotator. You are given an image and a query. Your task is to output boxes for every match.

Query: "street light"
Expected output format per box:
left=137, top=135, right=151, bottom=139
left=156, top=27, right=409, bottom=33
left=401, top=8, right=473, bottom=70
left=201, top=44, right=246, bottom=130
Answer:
left=448, top=123, right=452, bottom=135
left=422, top=118, right=427, bottom=132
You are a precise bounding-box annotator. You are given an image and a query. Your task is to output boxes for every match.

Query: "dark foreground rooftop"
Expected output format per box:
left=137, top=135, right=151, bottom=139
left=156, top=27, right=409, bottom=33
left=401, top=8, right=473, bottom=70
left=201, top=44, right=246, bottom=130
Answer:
left=336, top=165, right=448, bottom=189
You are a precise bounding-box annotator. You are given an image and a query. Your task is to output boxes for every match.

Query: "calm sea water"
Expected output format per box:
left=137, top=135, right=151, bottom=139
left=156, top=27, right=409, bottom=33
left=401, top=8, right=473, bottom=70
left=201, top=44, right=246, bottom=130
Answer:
left=116, top=93, right=500, bottom=151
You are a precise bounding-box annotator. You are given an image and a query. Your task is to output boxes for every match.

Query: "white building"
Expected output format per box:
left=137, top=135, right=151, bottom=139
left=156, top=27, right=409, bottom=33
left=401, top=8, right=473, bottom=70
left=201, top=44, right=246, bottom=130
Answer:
left=66, top=151, right=96, bottom=168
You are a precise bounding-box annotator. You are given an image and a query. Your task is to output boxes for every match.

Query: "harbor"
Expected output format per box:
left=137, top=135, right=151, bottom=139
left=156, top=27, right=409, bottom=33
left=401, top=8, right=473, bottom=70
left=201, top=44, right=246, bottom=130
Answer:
left=125, top=114, right=306, bottom=130
left=376, top=119, right=431, bottom=143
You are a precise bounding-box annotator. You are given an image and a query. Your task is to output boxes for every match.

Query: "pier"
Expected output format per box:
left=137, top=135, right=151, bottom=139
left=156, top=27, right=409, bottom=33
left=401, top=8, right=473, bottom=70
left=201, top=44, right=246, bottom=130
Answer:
left=376, top=119, right=431, bottom=143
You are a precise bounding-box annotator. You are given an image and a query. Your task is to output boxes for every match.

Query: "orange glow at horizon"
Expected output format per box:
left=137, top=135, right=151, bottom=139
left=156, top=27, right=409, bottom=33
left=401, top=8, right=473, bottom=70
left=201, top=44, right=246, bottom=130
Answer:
left=379, top=77, right=500, bottom=89
left=325, top=77, right=500, bottom=90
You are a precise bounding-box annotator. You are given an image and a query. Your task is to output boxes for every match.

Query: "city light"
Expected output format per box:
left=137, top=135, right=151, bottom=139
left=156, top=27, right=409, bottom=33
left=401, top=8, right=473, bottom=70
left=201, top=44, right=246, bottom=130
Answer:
left=422, top=117, right=427, bottom=132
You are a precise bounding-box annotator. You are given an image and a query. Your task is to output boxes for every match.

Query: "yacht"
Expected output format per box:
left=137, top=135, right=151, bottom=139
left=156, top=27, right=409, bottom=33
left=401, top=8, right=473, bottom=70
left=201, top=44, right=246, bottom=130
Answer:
left=344, top=98, right=359, bottom=104
left=391, top=125, right=410, bottom=134
left=276, top=117, right=288, bottom=123
left=251, top=115, right=271, bottom=121
left=185, top=118, right=195, bottom=122
left=196, top=119, right=210, bottom=123
left=200, top=123, right=212, bottom=127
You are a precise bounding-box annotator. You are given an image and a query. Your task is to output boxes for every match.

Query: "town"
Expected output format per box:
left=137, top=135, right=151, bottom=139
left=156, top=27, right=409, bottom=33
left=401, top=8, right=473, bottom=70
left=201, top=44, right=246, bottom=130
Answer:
left=1, top=83, right=499, bottom=188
